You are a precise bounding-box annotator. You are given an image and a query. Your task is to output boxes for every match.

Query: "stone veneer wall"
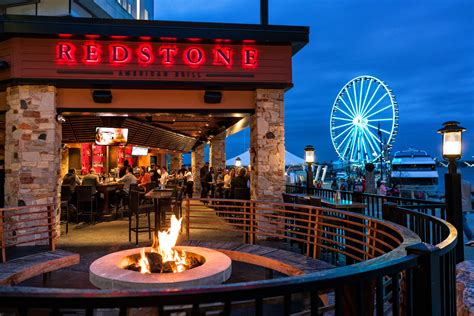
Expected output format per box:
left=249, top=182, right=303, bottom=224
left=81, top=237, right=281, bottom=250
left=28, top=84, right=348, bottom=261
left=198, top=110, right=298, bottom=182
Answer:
left=249, top=89, right=285, bottom=201
left=0, top=112, right=4, bottom=162
left=4, top=85, right=61, bottom=240
left=210, top=132, right=226, bottom=172
left=170, top=152, right=183, bottom=172
left=191, top=144, right=205, bottom=195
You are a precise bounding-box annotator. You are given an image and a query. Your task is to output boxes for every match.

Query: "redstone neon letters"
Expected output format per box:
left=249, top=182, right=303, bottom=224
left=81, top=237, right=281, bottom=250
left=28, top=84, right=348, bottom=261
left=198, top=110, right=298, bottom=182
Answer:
left=56, top=42, right=258, bottom=69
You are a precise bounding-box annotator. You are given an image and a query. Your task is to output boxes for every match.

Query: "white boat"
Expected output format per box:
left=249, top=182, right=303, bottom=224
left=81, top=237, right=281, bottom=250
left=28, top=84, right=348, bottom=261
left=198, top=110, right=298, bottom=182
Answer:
left=390, top=149, right=439, bottom=198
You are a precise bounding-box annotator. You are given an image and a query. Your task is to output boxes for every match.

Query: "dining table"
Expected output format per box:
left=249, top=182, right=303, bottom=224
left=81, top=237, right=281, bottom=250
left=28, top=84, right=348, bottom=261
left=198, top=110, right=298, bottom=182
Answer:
left=145, top=188, right=174, bottom=231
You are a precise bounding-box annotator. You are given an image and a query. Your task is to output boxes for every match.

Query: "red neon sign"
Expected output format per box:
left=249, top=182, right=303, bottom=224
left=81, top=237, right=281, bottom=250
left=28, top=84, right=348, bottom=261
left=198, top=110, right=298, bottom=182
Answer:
left=55, top=41, right=260, bottom=70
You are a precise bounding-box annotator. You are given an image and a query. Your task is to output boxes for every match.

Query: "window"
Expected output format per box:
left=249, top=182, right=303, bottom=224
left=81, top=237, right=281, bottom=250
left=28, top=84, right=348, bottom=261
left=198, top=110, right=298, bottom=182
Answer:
left=144, top=9, right=148, bottom=20
left=128, top=3, right=132, bottom=13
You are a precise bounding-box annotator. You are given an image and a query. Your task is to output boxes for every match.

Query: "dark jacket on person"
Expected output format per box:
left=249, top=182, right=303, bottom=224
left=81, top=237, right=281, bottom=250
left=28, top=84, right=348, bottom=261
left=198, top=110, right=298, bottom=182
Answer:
left=230, top=175, right=249, bottom=198
left=200, top=166, right=209, bottom=183
left=62, top=172, right=81, bottom=192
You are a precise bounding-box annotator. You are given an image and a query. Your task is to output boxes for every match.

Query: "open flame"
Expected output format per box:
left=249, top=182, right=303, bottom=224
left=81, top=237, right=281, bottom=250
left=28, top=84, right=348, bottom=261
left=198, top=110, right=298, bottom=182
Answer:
left=138, top=215, right=189, bottom=274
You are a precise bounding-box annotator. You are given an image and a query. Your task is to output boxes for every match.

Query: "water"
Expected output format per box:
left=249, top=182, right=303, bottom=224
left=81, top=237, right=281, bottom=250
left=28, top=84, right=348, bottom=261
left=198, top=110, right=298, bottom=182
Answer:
left=437, top=167, right=474, bottom=194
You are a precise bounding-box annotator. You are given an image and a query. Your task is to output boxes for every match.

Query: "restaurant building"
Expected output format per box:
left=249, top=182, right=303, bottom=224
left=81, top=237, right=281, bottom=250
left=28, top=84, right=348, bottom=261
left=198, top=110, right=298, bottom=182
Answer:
left=0, top=12, right=308, bottom=228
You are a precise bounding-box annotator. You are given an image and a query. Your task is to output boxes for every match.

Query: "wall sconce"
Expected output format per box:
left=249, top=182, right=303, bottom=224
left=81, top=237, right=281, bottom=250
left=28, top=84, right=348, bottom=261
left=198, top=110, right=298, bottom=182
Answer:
left=56, top=114, right=66, bottom=123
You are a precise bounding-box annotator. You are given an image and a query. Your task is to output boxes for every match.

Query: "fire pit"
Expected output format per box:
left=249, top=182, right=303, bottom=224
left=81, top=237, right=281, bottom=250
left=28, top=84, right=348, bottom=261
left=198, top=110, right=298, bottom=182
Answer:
left=89, top=216, right=232, bottom=289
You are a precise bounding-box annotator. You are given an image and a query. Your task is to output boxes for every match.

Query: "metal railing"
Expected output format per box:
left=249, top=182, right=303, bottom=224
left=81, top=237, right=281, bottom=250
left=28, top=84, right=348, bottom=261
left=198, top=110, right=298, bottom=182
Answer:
left=0, top=197, right=456, bottom=315
left=286, top=185, right=447, bottom=219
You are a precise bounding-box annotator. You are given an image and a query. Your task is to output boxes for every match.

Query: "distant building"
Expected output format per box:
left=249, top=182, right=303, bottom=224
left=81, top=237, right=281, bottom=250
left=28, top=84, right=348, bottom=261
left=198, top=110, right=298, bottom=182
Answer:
left=0, top=0, right=153, bottom=20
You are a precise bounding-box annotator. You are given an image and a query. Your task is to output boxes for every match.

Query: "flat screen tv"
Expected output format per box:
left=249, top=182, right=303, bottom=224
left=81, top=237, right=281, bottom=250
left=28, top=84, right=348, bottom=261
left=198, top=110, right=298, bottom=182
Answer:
left=95, top=127, right=128, bottom=146
left=132, top=146, right=148, bottom=156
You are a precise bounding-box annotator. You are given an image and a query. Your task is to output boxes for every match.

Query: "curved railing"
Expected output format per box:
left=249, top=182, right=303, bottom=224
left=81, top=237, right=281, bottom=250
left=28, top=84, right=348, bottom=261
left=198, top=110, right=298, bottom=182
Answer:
left=0, top=197, right=457, bottom=315
left=286, top=185, right=448, bottom=218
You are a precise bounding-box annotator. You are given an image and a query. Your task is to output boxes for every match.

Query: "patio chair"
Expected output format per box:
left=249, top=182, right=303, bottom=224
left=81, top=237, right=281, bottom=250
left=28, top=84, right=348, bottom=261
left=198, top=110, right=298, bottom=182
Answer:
left=128, top=190, right=153, bottom=245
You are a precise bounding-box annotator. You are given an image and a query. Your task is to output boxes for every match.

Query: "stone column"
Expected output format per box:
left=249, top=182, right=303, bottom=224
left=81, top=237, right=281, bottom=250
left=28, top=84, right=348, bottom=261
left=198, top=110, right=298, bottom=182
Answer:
left=210, top=132, right=226, bottom=171
left=191, top=144, right=205, bottom=195
left=170, top=152, right=183, bottom=172
left=4, top=85, right=61, bottom=231
left=250, top=89, right=285, bottom=201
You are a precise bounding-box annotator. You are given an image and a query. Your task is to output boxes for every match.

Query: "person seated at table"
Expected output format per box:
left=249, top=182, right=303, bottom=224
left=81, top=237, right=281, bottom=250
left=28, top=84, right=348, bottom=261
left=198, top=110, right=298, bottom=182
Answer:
left=82, top=169, right=100, bottom=195
left=137, top=166, right=151, bottom=190
left=160, top=166, right=169, bottom=188
left=62, top=168, right=81, bottom=204
left=115, top=167, right=138, bottom=207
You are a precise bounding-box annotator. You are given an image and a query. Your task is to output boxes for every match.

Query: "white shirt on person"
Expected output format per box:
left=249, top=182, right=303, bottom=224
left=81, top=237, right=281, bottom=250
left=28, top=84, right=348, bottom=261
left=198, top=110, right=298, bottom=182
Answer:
left=160, top=171, right=169, bottom=186
left=185, top=171, right=194, bottom=182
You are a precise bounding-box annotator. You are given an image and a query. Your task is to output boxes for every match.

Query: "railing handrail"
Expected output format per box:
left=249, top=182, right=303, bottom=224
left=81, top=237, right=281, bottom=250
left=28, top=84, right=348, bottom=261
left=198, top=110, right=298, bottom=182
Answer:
left=394, top=205, right=457, bottom=254
left=0, top=197, right=457, bottom=315
left=286, top=184, right=443, bottom=205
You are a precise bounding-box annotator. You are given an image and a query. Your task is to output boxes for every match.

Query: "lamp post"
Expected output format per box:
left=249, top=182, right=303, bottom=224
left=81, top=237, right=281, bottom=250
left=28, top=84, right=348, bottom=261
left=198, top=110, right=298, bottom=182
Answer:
left=235, top=157, right=242, bottom=168
left=438, top=121, right=466, bottom=263
left=304, top=145, right=315, bottom=190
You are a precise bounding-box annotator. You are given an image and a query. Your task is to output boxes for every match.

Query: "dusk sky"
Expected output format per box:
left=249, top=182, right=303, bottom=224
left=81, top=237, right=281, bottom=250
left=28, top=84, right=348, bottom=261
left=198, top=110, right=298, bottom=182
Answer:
left=155, top=0, right=474, bottom=163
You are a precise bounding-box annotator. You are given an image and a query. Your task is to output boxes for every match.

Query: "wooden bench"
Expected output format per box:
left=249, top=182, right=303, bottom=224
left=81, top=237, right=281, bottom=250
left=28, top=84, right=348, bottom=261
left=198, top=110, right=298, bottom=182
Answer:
left=0, top=204, right=80, bottom=285
left=0, top=249, right=79, bottom=285
left=179, top=240, right=335, bottom=276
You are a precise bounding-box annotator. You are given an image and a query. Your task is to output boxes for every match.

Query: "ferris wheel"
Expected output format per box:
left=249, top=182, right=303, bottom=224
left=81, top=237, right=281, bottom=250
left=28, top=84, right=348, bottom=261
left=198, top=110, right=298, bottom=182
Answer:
left=330, top=75, right=399, bottom=164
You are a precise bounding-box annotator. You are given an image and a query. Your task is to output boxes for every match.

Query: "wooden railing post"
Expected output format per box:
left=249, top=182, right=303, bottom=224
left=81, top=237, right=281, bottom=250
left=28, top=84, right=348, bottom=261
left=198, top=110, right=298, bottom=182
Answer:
left=405, top=243, right=443, bottom=316
left=47, top=205, right=55, bottom=251
left=313, top=208, right=321, bottom=259
left=382, top=202, right=399, bottom=225
left=0, top=208, right=5, bottom=263
left=249, top=201, right=256, bottom=245
left=306, top=207, right=314, bottom=257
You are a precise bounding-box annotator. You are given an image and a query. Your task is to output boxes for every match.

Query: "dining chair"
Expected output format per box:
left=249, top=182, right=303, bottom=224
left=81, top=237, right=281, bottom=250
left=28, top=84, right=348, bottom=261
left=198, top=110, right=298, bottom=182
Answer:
left=60, top=185, right=71, bottom=233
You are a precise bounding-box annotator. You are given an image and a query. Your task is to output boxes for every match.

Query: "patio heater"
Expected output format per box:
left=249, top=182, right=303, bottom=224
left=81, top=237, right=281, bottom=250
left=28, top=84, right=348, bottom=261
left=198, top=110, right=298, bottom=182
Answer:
left=438, top=121, right=466, bottom=263
left=304, top=145, right=315, bottom=190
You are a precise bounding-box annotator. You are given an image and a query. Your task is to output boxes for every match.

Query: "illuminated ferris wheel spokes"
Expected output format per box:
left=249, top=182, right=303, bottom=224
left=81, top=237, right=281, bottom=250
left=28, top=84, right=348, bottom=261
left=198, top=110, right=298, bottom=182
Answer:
left=330, top=75, right=399, bottom=164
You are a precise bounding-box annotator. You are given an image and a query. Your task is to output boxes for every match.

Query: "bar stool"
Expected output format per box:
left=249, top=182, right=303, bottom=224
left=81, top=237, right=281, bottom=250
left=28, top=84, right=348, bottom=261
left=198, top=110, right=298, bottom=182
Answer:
left=129, top=190, right=154, bottom=245
left=75, top=186, right=97, bottom=224
left=60, top=185, right=71, bottom=234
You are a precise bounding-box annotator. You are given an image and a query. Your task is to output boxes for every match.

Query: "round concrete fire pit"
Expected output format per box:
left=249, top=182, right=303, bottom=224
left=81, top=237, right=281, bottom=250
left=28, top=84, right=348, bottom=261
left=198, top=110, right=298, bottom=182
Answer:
left=89, top=246, right=232, bottom=289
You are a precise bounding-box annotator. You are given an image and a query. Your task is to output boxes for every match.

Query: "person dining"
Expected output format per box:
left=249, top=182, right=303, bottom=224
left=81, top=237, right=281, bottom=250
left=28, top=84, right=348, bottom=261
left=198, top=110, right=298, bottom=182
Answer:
left=160, top=166, right=169, bottom=188
left=62, top=168, right=82, bottom=204
left=137, top=166, right=151, bottom=190
left=115, top=167, right=137, bottom=207
left=62, top=168, right=81, bottom=193
left=82, top=169, right=100, bottom=195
